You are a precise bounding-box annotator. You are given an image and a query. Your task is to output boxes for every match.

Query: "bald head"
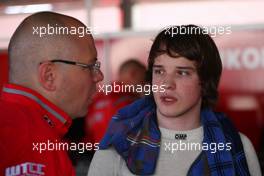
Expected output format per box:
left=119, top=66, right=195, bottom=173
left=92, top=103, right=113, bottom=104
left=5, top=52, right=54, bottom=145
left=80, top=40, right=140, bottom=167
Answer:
left=8, top=11, right=95, bottom=87
left=7, top=11, right=103, bottom=118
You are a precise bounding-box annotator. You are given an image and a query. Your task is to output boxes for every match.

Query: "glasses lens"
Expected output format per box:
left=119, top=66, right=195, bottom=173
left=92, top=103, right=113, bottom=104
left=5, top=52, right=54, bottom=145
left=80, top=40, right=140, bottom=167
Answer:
left=94, top=61, right=100, bottom=70
left=90, top=61, right=101, bottom=75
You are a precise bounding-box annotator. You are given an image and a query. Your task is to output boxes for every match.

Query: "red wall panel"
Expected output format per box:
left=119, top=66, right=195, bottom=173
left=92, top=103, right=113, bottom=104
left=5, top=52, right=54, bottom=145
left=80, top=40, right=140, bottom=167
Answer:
left=0, top=52, right=8, bottom=91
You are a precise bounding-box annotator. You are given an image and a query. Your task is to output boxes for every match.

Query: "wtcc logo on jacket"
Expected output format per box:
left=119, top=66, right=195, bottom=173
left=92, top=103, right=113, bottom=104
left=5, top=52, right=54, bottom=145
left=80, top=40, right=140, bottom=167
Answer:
left=5, top=162, right=45, bottom=176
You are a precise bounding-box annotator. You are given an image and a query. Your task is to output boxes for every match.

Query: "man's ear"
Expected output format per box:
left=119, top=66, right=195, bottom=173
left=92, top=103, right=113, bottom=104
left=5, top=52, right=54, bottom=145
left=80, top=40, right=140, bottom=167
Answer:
left=38, top=62, right=57, bottom=91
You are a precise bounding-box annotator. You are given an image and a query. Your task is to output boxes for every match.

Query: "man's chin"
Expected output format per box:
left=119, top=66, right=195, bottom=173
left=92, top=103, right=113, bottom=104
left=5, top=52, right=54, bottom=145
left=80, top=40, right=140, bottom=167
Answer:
left=75, top=112, right=87, bottom=118
left=87, top=98, right=93, bottom=105
left=72, top=108, right=88, bottom=118
left=158, top=105, right=192, bottom=118
left=159, top=109, right=180, bottom=118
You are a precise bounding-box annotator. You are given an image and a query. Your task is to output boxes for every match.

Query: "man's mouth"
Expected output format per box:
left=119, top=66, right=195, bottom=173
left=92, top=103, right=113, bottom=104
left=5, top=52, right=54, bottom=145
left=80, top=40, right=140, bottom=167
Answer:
left=160, top=95, right=177, bottom=105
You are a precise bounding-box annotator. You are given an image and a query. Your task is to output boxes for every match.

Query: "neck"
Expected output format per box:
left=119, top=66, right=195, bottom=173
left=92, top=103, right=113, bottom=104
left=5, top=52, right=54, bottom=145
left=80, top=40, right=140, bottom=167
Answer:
left=157, top=101, right=201, bottom=131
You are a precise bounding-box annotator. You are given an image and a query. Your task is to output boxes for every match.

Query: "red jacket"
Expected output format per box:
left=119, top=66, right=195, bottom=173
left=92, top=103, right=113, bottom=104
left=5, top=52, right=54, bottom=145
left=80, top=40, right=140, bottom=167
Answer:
left=0, top=84, right=75, bottom=176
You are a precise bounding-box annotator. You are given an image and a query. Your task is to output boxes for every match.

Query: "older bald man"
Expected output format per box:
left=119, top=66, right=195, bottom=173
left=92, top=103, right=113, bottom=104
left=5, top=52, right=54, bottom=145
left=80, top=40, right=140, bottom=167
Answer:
left=0, top=11, right=103, bottom=176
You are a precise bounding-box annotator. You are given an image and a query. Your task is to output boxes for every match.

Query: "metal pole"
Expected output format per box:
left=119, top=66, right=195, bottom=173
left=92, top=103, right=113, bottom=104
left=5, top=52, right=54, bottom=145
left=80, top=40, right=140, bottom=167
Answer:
left=84, top=0, right=93, bottom=27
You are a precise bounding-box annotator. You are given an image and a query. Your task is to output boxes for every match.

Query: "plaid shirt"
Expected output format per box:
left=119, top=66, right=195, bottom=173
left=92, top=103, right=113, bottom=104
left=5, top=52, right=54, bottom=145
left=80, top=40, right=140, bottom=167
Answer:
left=100, top=96, right=250, bottom=175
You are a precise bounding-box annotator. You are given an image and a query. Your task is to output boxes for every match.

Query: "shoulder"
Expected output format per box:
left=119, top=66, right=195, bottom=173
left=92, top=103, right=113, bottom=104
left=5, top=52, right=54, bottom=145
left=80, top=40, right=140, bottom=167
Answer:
left=90, top=147, right=121, bottom=165
left=239, top=133, right=262, bottom=176
left=0, top=101, right=34, bottom=171
left=239, top=132, right=257, bottom=158
left=88, top=147, right=121, bottom=176
left=0, top=101, right=30, bottom=142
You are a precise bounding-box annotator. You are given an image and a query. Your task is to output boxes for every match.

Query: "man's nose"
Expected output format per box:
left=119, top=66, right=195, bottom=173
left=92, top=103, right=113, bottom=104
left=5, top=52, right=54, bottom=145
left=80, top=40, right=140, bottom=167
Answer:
left=162, top=73, right=176, bottom=90
left=93, top=70, right=104, bottom=82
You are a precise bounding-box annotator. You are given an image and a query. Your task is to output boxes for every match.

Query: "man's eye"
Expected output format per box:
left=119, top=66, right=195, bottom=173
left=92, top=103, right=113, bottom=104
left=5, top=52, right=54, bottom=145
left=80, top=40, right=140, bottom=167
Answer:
left=177, top=70, right=190, bottom=76
left=81, top=66, right=89, bottom=70
left=153, top=69, right=164, bottom=75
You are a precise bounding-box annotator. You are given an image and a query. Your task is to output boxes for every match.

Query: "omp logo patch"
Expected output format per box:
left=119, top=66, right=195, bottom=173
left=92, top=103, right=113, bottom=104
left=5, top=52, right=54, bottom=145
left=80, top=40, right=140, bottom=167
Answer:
left=175, top=133, right=187, bottom=140
left=5, top=162, right=45, bottom=176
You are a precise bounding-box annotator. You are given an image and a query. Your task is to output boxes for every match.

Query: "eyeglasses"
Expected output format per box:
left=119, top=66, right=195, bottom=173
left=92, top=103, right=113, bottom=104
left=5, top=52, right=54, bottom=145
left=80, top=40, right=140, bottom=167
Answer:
left=41, top=59, right=101, bottom=73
